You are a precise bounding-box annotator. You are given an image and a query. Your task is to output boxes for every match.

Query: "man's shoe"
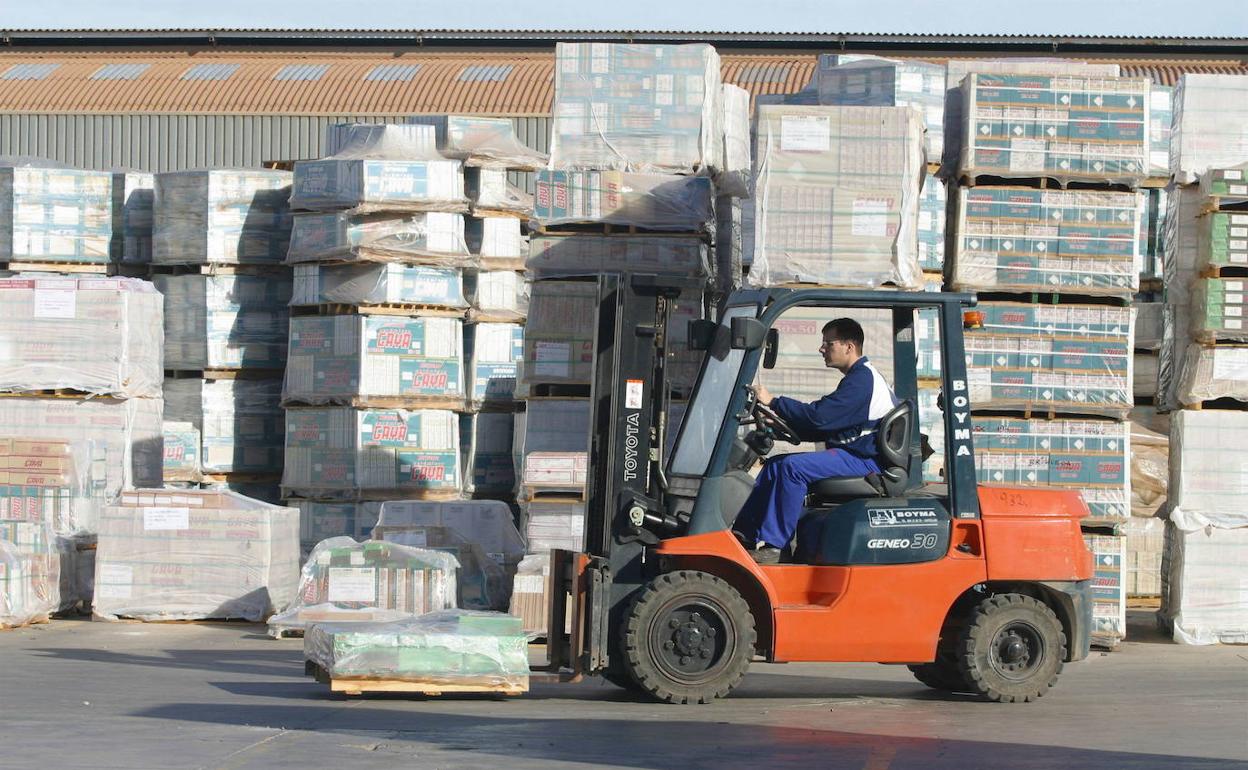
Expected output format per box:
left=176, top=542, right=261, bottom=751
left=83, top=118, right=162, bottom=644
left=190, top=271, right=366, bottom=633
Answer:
left=749, top=546, right=782, bottom=565
left=731, top=530, right=755, bottom=549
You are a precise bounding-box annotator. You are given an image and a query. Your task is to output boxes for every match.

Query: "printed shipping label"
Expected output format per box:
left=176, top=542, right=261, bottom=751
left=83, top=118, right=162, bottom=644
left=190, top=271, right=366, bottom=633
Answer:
left=851, top=198, right=889, bottom=237
left=32, top=285, right=77, bottom=319
left=780, top=115, right=831, bottom=152
left=143, top=507, right=190, bottom=531
left=534, top=341, right=571, bottom=378
left=96, top=564, right=134, bottom=599
left=327, top=567, right=378, bottom=603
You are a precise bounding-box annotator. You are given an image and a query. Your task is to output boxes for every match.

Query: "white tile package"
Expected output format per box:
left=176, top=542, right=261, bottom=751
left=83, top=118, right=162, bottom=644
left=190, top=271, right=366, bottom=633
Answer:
left=1167, top=409, right=1248, bottom=531
left=1169, top=74, right=1248, bottom=185
left=152, top=169, right=293, bottom=266
left=1161, top=523, right=1248, bottom=645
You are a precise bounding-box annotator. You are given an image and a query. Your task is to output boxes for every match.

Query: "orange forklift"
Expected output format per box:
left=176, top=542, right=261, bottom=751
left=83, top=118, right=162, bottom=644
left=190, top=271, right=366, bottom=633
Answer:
left=534, top=274, right=1094, bottom=704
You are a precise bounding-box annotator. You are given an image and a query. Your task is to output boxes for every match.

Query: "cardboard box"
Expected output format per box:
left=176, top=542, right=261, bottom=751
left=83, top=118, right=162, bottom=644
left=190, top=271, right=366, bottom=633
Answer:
left=533, top=170, right=713, bottom=230
left=286, top=211, right=469, bottom=265
left=527, top=233, right=709, bottom=278
left=917, top=172, right=947, bottom=272
left=523, top=500, right=586, bottom=552
left=291, top=263, right=466, bottom=308
left=466, top=270, right=529, bottom=321
left=290, top=158, right=465, bottom=213
left=1192, top=277, right=1248, bottom=342
left=291, top=500, right=381, bottom=552
left=284, top=315, right=464, bottom=405
left=1123, top=517, right=1164, bottom=596
left=520, top=281, right=598, bottom=390
left=153, top=273, right=291, bottom=371
left=1174, top=344, right=1248, bottom=405
left=516, top=399, right=590, bottom=487
left=93, top=489, right=300, bottom=622
left=0, top=164, right=113, bottom=264
left=111, top=171, right=154, bottom=265
left=162, top=421, right=201, bottom=482
left=466, top=323, right=523, bottom=406
left=1169, top=74, right=1248, bottom=185
left=460, top=412, right=517, bottom=496
left=164, top=377, right=284, bottom=475
left=509, top=552, right=553, bottom=637
left=282, top=407, right=460, bottom=499
left=152, top=169, right=292, bottom=266
left=815, top=56, right=946, bottom=160
left=465, top=217, right=527, bottom=266
left=0, top=276, right=163, bottom=398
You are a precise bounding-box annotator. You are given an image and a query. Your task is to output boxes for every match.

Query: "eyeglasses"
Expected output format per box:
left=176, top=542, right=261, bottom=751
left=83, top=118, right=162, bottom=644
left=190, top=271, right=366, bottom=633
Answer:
left=819, top=339, right=844, bottom=352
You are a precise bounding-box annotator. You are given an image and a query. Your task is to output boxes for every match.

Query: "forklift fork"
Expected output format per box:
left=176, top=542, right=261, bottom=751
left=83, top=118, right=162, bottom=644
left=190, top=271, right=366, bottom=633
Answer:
left=530, top=549, right=607, bottom=684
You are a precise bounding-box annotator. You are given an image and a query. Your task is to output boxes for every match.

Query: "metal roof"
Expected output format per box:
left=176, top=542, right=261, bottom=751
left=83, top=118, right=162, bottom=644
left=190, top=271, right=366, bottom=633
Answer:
left=0, top=50, right=1241, bottom=115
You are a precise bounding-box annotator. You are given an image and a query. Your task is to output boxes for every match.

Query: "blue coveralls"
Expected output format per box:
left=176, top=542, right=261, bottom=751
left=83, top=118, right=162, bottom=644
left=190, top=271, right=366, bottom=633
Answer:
left=734, top=356, right=897, bottom=549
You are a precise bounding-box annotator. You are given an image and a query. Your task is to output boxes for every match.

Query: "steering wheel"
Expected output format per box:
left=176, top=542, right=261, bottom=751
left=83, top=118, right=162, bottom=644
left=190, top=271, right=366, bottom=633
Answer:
left=744, top=385, right=802, bottom=445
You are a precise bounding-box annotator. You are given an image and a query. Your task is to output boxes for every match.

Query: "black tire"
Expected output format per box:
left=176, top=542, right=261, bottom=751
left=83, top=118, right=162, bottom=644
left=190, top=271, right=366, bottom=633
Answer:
left=908, top=630, right=971, bottom=691
left=620, top=570, right=756, bottom=705
left=957, top=593, right=1065, bottom=703
left=599, top=667, right=644, bottom=692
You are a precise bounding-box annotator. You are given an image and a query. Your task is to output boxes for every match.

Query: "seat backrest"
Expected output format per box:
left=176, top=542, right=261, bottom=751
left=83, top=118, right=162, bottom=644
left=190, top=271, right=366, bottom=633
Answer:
left=876, top=399, right=913, bottom=471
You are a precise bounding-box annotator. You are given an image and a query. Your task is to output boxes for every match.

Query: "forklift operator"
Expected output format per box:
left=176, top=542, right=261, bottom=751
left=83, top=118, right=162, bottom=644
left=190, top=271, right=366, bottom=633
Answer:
left=732, top=318, right=898, bottom=565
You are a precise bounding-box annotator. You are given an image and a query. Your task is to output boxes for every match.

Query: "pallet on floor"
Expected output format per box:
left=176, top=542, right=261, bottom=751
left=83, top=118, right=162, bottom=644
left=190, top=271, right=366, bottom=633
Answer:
left=1, top=260, right=110, bottom=274
left=956, top=173, right=1145, bottom=192
left=1180, top=397, right=1248, bottom=411
left=290, top=302, right=467, bottom=319
left=164, top=368, right=285, bottom=381
left=147, top=263, right=287, bottom=276
left=304, top=661, right=528, bottom=697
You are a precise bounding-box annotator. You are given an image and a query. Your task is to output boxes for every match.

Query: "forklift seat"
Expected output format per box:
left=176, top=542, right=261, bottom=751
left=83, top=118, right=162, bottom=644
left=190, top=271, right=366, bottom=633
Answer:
left=807, top=399, right=913, bottom=504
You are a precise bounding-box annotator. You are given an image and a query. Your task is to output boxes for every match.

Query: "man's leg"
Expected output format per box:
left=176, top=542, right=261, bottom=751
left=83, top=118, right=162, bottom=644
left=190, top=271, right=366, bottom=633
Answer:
left=735, top=450, right=880, bottom=550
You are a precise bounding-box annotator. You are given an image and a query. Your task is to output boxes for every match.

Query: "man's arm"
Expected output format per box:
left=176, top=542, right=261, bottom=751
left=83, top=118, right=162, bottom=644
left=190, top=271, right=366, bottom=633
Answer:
left=767, top=369, right=872, bottom=438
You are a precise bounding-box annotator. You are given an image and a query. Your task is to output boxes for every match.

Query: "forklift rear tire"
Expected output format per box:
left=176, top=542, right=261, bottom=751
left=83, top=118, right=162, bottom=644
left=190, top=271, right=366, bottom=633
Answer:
left=621, top=570, right=755, bottom=705
left=957, top=593, right=1065, bottom=703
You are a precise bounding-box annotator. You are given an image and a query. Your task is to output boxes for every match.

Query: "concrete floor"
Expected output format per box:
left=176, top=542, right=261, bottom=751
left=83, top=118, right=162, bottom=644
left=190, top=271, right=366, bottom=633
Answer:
left=0, top=611, right=1244, bottom=770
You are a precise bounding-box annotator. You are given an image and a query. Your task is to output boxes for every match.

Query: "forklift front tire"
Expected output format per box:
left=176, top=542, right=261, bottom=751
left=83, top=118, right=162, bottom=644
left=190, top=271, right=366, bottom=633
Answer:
left=957, top=593, right=1066, bottom=703
left=621, top=570, right=756, bottom=705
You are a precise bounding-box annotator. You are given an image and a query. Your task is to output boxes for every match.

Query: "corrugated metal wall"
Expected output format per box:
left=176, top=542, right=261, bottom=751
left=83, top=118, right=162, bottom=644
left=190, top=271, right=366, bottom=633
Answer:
left=0, top=113, right=550, bottom=189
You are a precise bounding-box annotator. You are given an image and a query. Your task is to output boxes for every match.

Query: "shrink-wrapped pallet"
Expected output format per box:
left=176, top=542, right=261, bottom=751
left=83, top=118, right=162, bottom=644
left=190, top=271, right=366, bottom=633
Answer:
left=111, top=171, right=154, bottom=265
left=1168, top=409, right=1248, bottom=530
left=951, top=187, right=1142, bottom=297
left=460, top=412, right=516, bottom=496
left=290, top=263, right=466, bottom=308
left=508, top=553, right=552, bottom=637
left=1191, top=277, right=1248, bottom=343
left=153, top=273, right=291, bottom=371
left=268, top=536, right=457, bottom=636
left=1129, top=413, right=1168, bottom=519
left=286, top=211, right=470, bottom=266
left=717, top=84, right=753, bottom=198
left=466, top=270, right=528, bottom=322
left=376, top=499, right=525, bottom=568
left=466, top=323, right=522, bottom=407
left=964, top=302, right=1134, bottom=417
left=282, top=407, right=460, bottom=499
left=1161, top=523, right=1248, bottom=645
left=1134, top=302, right=1164, bottom=351
left=292, top=500, right=380, bottom=553
left=515, top=399, right=590, bottom=494
left=1134, top=353, right=1159, bottom=400
left=815, top=56, right=945, bottom=160
left=527, top=233, right=709, bottom=278
left=519, top=281, right=597, bottom=391
left=1124, top=516, right=1164, bottom=596
left=401, top=116, right=546, bottom=170
left=152, top=169, right=292, bottom=266
left=1, top=162, right=113, bottom=265
left=0, top=399, right=163, bottom=535
left=958, top=74, right=1149, bottom=184
left=466, top=217, right=527, bottom=269
left=0, top=276, right=162, bottom=398
left=533, top=170, right=714, bottom=230
left=303, top=610, right=529, bottom=688
left=373, top=525, right=509, bottom=611
left=465, top=167, right=532, bottom=216
left=1083, top=533, right=1127, bottom=646
left=284, top=315, right=464, bottom=406
left=1174, top=345, right=1248, bottom=405
left=1147, top=85, right=1174, bottom=179
left=550, top=42, right=722, bottom=174
left=164, top=377, right=284, bottom=475
left=973, top=417, right=1131, bottom=524
left=917, top=172, right=946, bottom=272
left=93, top=489, right=299, bottom=622
left=1169, top=74, right=1248, bottom=185
left=0, top=521, right=58, bottom=629
left=321, top=122, right=438, bottom=158
left=162, top=421, right=201, bottom=482
left=748, top=105, right=925, bottom=290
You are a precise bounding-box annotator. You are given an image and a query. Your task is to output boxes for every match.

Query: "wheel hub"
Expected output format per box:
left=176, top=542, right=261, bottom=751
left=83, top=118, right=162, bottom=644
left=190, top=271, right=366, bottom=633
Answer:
left=990, top=622, right=1044, bottom=681
left=650, top=601, right=732, bottom=684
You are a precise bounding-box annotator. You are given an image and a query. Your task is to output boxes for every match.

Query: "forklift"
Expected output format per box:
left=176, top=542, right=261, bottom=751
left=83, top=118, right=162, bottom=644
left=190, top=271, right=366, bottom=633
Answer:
left=533, top=273, right=1094, bottom=705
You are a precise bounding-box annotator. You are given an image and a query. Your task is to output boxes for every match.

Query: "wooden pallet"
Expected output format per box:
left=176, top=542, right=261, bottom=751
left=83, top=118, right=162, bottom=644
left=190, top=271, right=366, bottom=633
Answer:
left=968, top=289, right=1134, bottom=307
left=164, top=368, right=285, bottom=381
left=925, top=161, right=943, bottom=175
left=1199, top=197, right=1248, bottom=215
left=147, top=263, right=287, bottom=276
left=523, top=383, right=591, bottom=399
left=957, top=174, right=1143, bottom=193
left=199, top=472, right=282, bottom=484
left=282, top=395, right=467, bottom=411
left=306, top=662, right=528, bottom=697
left=469, top=204, right=529, bottom=220
left=474, top=258, right=527, bottom=272
left=529, top=222, right=711, bottom=239
left=291, top=302, right=467, bottom=319
left=1, top=260, right=110, bottom=274
left=521, top=489, right=588, bottom=504
left=466, top=309, right=527, bottom=324
left=1180, top=398, right=1248, bottom=411
left=1198, top=264, right=1248, bottom=280
left=0, top=389, right=115, bottom=401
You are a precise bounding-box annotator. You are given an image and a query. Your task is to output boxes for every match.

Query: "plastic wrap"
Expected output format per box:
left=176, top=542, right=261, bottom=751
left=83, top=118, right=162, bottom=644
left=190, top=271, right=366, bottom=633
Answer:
left=516, top=400, right=590, bottom=498
left=111, top=171, right=154, bottom=265
left=1199, top=211, right=1248, bottom=272
left=519, top=281, right=597, bottom=391
left=1134, top=302, right=1164, bottom=351
left=292, top=500, right=380, bottom=553
left=958, top=74, right=1149, bottom=184
left=965, top=303, right=1134, bottom=418
left=1170, top=74, right=1248, bottom=185
left=282, top=407, right=460, bottom=499
left=951, top=187, right=1142, bottom=296
left=290, top=263, right=466, bottom=308
left=268, top=536, right=458, bottom=635
left=1123, top=517, right=1164, bottom=596
left=466, top=323, right=522, bottom=407
left=550, top=42, right=722, bottom=174
left=748, top=105, right=925, bottom=290
left=93, top=489, right=299, bottom=622
left=815, top=56, right=945, bottom=161
left=1, top=163, right=113, bottom=265
left=717, top=84, right=752, bottom=199
left=533, top=170, right=714, bottom=231
left=284, top=315, right=464, bottom=406
left=153, top=273, right=291, bottom=371
left=162, top=421, right=201, bottom=482
left=465, top=217, right=527, bottom=269
left=1200, top=164, right=1248, bottom=205
left=1167, top=409, right=1248, bottom=530
left=152, top=169, right=292, bottom=266
left=1191, top=278, right=1248, bottom=343
left=1161, top=523, right=1248, bottom=645
left=322, top=123, right=439, bottom=158
left=1133, top=353, right=1158, bottom=400
left=1083, top=533, right=1126, bottom=645
left=1140, top=188, right=1168, bottom=280
left=403, top=116, right=547, bottom=170
left=0, top=521, right=58, bottom=628
left=1147, top=85, right=1174, bottom=179
left=527, top=233, right=709, bottom=278
left=0, top=276, right=163, bottom=398
left=1174, top=344, right=1248, bottom=405
left=715, top=195, right=744, bottom=294
left=460, top=412, right=517, bottom=496
left=163, top=377, right=284, bottom=475
left=523, top=500, right=586, bottom=551
left=303, top=610, right=529, bottom=687
left=376, top=500, right=525, bottom=568
left=465, top=168, right=532, bottom=216
left=973, top=417, right=1131, bottom=523
left=1157, top=187, right=1201, bottom=410
left=286, top=211, right=471, bottom=266
left=373, top=525, right=509, bottom=611
left=0, top=399, right=163, bottom=535
left=290, top=160, right=465, bottom=214
left=1129, top=415, right=1167, bottom=518
left=917, top=172, right=946, bottom=272
left=466, top=270, right=529, bottom=322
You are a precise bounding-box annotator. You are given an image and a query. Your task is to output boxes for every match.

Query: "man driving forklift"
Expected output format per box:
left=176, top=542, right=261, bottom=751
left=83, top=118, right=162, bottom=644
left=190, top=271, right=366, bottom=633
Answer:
left=732, top=318, right=899, bottom=564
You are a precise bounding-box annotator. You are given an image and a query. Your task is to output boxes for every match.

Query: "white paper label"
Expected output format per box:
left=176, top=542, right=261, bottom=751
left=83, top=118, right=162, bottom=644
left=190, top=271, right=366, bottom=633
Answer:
left=1213, top=350, right=1248, bottom=380
left=1225, top=169, right=1244, bottom=181
left=327, top=567, right=377, bottom=603
left=143, top=507, right=189, bottom=531
left=534, top=341, right=571, bottom=378
left=32, top=286, right=77, bottom=319
left=625, top=379, right=644, bottom=409
left=851, top=198, right=889, bottom=237
left=97, top=564, right=133, bottom=599
left=1009, top=139, right=1046, bottom=173
left=780, top=115, right=830, bottom=152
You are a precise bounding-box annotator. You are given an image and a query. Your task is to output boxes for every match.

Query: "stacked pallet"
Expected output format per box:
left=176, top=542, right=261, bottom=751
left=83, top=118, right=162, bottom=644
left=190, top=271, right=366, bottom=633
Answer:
left=0, top=161, right=114, bottom=273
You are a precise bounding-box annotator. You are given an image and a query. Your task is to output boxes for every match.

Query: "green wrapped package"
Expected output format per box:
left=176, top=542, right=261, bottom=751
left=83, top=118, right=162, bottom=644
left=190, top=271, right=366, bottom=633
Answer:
left=305, top=610, right=529, bottom=688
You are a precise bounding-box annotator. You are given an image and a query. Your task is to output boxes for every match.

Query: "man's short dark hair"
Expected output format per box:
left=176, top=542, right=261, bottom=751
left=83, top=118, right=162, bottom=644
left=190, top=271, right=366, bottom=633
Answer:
left=822, top=318, right=865, bottom=352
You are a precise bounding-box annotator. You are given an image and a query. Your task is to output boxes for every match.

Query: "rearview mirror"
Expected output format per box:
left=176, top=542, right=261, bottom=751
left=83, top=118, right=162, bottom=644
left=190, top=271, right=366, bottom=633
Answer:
left=762, top=328, right=779, bottom=369
left=686, top=319, right=717, bottom=351
left=729, top=317, right=767, bottom=351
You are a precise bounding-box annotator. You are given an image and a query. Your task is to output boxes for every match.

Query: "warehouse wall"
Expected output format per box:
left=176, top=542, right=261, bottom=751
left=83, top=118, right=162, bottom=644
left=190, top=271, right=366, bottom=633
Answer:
left=0, top=113, right=550, bottom=188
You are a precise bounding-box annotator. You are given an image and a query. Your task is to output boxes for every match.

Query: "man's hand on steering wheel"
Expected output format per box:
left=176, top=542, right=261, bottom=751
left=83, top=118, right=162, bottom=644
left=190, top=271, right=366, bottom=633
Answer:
left=744, top=384, right=802, bottom=445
